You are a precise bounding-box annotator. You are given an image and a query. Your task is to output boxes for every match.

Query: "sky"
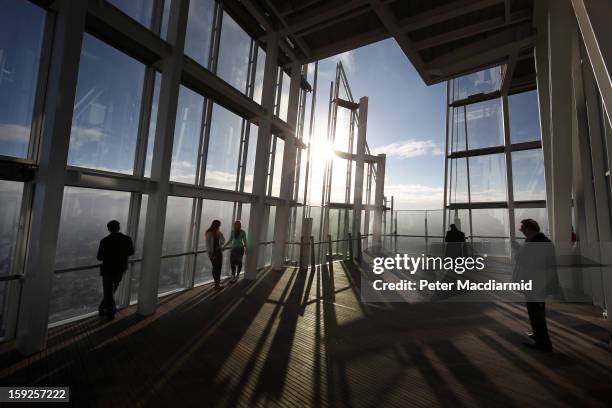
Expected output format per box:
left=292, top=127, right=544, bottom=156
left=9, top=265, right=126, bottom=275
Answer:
left=310, top=39, right=447, bottom=210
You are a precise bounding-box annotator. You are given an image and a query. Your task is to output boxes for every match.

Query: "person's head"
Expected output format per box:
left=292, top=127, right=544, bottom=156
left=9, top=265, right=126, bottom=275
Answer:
left=207, top=219, right=221, bottom=233
left=519, top=218, right=540, bottom=238
left=233, top=220, right=242, bottom=231
left=450, top=224, right=457, bottom=231
left=107, top=220, right=120, bottom=233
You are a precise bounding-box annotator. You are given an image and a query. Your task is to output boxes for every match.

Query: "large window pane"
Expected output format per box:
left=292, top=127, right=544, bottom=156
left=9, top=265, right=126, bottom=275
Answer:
left=448, top=158, right=468, bottom=203
left=170, top=85, right=204, bottom=184
left=163, top=196, right=193, bottom=255
left=509, top=90, right=541, bottom=144
left=278, top=71, right=290, bottom=121
left=512, top=149, right=545, bottom=201
left=242, top=123, right=258, bottom=193
left=184, top=0, right=215, bottom=68
left=144, top=72, right=161, bottom=178
left=450, top=107, right=466, bottom=153
left=269, top=137, right=284, bottom=197
left=55, top=187, right=130, bottom=270
left=217, top=13, right=250, bottom=92
left=205, top=104, right=242, bottom=190
left=471, top=208, right=509, bottom=237
left=159, top=255, right=190, bottom=294
left=0, top=181, right=24, bottom=277
left=107, top=0, right=153, bottom=28
left=253, top=47, right=266, bottom=104
left=466, top=98, right=504, bottom=149
left=0, top=0, right=45, bottom=158
left=469, top=154, right=507, bottom=202
left=69, top=34, right=145, bottom=174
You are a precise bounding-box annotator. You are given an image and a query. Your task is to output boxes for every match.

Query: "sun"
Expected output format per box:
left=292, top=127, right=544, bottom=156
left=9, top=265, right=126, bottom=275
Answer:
left=308, top=135, right=335, bottom=162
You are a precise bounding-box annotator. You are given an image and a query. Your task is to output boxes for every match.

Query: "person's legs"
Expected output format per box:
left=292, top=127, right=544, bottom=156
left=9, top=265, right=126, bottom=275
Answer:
left=526, top=302, right=552, bottom=348
left=100, top=275, right=114, bottom=317
left=211, top=254, right=222, bottom=287
left=235, top=248, right=244, bottom=276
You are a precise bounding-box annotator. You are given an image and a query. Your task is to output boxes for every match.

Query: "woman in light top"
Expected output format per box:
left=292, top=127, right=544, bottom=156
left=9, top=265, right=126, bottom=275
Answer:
left=224, top=220, right=247, bottom=281
left=205, top=219, right=225, bottom=289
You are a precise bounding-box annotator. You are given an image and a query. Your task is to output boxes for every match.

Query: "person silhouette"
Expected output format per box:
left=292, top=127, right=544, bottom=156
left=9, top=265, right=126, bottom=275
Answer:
left=224, top=220, right=247, bottom=281
left=513, top=218, right=558, bottom=352
left=97, top=220, right=134, bottom=320
left=445, top=224, right=466, bottom=258
left=205, top=219, right=225, bottom=289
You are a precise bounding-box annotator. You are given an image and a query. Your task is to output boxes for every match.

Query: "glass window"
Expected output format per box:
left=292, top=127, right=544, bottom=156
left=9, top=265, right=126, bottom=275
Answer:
left=159, top=255, right=189, bottom=294
left=162, top=196, right=193, bottom=255
left=144, top=72, right=161, bottom=178
left=50, top=267, right=103, bottom=323
left=269, top=137, right=284, bottom=197
left=205, top=104, right=242, bottom=190
left=448, top=158, right=469, bottom=203
left=0, top=181, right=24, bottom=277
left=184, top=0, right=215, bottom=68
left=0, top=0, right=45, bottom=158
left=242, top=123, right=258, bottom=193
left=451, top=67, right=502, bottom=102
left=512, top=149, right=546, bottom=201
left=55, top=187, right=131, bottom=270
left=448, top=208, right=471, bottom=236
left=395, top=211, right=426, bottom=236
left=217, top=12, right=250, bottom=92
left=450, top=107, right=466, bottom=153
left=471, top=208, right=509, bottom=237
left=469, top=154, right=507, bottom=202
left=330, top=157, right=354, bottom=203
left=68, top=34, right=145, bottom=174
left=465, top=98, right=504, bottom=149
left=195, top=199, right=235, bottom=284
left=278, top=71, right=290, bottom=121
left=135, top=194, right=148, bottom=258
left=107, top=0, right=153, bottom=28
left=509, top=90, right=541, bottom=144
left=253, top=47, right=266, bottom=104
left=161, top=0, right=171, bottom=40
left=170, top=85, right=204, bottom=184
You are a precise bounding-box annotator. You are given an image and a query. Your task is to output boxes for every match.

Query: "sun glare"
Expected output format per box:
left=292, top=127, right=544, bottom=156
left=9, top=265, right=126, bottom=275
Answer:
left=309, top=137, right=335, bottom=161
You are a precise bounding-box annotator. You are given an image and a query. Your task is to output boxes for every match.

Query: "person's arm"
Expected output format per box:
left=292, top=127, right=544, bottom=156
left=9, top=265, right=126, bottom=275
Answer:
left=97, top=239, right=104, bottom=261
left=223, top=234, right=233, bottom=250
left=219, top=232, right=226, bottom=249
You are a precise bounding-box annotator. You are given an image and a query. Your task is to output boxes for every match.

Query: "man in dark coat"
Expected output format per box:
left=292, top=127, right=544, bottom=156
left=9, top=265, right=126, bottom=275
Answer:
left=445, top=224, right=466, bottom=258
left=97, top=220, right=134, bottom=319
left=513, top=218, right=559, bottom=352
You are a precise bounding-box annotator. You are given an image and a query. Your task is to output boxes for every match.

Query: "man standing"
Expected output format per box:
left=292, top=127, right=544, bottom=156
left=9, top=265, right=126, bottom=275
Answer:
left=97, top=220, right=134, bottom=319
left=513, top=219, right=559, bottom=352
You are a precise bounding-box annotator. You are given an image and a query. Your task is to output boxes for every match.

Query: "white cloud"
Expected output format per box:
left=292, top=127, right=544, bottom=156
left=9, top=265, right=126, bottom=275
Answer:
left=0, top=123, right=30, bottom=143
left=329, top=50, right=355, bottom=72
left=385, top=183, right=444, bottom=210
left=372, top=139, right=443, bottom=159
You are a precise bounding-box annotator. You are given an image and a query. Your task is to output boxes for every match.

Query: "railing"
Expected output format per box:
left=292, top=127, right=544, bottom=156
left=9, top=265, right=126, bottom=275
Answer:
left=284, top=232, right=372, bottom=269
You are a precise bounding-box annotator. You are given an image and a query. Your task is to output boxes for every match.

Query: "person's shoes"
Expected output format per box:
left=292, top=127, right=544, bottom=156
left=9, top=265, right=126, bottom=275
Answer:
left=526, top=332, right=535, bottom=340
left=214, top=283, right=222, bottom=290
left=522, top=341, right=553, bottom=353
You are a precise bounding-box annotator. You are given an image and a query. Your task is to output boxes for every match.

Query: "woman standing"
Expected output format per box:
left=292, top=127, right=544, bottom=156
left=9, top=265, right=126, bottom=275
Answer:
left=205, top=219, right=225, bottom=289
left=224, top=220, right=247, bottom=281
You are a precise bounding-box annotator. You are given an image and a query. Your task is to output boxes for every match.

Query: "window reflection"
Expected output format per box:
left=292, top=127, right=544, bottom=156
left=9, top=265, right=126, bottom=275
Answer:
left=451, top=67, right=501, bottom=102
left=470, top=208, right=509, bottom=237
left=448, top=158, right=469, bottom=203
left=242, top=123, right=258, bottom=193
left=469, top=153, right=507, bottom=202
left=170, top=85, right=204, bottom=184
left=184, top=0, right=215, bottom=68
left=163, top=196, right=193, bottom=255
left=205, top=104, right=242, bottom=190
left=269, top=137, right=284, bottom=197
left=253, top=47, right=266, bottom=104
left=465, top=98, right=504, bottom=149
left=0, top=0, right=45, bottom=158
left=217, top=12, right=250, bottom=92
left=0, top=181, right=23, bottom=277
left=68, top=34, right=145, bottom=174
left=509, top=90, right=541, bottom=144
left=512, top=149, right=546, bottom=201
left=144, top=72, right=161, bottom=178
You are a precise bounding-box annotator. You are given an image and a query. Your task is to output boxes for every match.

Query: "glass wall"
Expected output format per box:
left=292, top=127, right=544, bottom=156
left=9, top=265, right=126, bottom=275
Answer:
left=269, top=137, right=284, bottom=197
left=184, top=0, right=215, bottom=68
left=68, top=34, right=145, bottom=174
left=170, top=85, right=205, bottom=184
left=446, top=68, right=547, bottom=257
left=217, top=13, right=250, bottom=92
left=51, top=187, right=131, bottom=323
left=107, top=0, right=153, bottom=29
left=0, top=0, right=45, bottom=158
left=0, top=181, right=24, bottom=277
left=160, top=196, right=193, bottom=293
left=205, top=104, right=242, bottom=190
